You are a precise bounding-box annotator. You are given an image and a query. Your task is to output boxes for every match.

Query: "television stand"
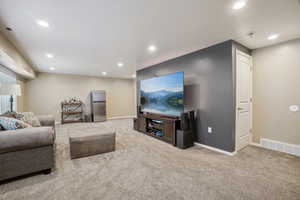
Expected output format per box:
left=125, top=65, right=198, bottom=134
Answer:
left=134, top=113, right=180, bottom=145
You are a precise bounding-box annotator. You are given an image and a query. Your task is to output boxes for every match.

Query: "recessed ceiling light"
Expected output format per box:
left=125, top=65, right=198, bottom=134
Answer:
left=268, top=34, right=279, bottom=40
left=36, top=20, right=49, bottom=28
left=132, top=74, right=136, bottom=78
left=102, top=72, right=107, bottom=76
left=148, top=45, right=157, bottom=52
left=233, top=1, right=246, bottom=10
left=46, top=53, right=54, bottom=58
left=49, top=67, right=55, bottom=71
left=117, top=62, right=124, bottom=67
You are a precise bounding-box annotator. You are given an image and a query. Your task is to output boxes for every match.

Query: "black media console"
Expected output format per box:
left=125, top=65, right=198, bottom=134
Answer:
left=133, top=112, right=195, bottom=149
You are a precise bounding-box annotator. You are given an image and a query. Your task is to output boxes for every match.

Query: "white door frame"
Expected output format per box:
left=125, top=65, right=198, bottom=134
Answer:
left=235, top=50, right=253, bottom=151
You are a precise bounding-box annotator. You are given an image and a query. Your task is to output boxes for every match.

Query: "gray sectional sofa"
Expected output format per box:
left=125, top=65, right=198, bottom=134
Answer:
left=0, top=115, right=55, bottom=182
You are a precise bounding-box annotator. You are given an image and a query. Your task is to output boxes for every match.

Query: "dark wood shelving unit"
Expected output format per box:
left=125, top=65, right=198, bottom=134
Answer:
left=62, top=119, right=83, bottom=124
left=134, top=113, right=180, bottom=145
left=61, top=102, right=83, bottom=124
left=62, top=111, right=82, bottom=115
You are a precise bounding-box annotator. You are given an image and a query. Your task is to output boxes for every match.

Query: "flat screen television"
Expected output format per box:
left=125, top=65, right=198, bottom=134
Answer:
left=140, top=72, right=184, bottom=117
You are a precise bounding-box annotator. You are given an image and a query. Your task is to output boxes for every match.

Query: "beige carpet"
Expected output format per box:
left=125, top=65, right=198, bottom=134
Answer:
left=1, top=119, right=299, bottom=200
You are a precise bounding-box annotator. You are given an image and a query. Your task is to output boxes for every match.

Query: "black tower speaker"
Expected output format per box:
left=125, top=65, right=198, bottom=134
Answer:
left=188, top=111, right=197, bottom=141
left=176, top=130, right=194, bottom=149
left=180, top=112, right=190, bottom=131
left=176, top=112, right=194, bottom=149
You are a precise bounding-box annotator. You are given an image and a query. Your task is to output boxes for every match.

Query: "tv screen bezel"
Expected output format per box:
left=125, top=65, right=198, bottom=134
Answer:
left=139, top=71, right=184, bottom=117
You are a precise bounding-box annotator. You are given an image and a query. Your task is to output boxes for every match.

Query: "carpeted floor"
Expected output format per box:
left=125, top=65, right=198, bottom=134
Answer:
left=1, top=119, right=299, bottom=200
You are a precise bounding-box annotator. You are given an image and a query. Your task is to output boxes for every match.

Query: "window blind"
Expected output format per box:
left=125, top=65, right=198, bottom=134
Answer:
left=0, top=68, right=17, bottom=114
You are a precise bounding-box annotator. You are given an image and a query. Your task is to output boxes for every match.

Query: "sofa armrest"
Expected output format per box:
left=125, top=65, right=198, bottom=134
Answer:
left=37, top=115, right=55, bottom=127
left=0, top=127, right=55, bottom=154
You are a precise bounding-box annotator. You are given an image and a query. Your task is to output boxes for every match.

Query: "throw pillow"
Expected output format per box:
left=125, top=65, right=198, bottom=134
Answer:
left=0, top=111, right=23, bottom=119
left=19, top=112, right=41, bottom=127
left=0, top=117, right=32, bottom=130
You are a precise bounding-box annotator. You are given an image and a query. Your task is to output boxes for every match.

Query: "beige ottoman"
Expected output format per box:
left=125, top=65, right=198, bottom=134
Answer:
left=69, top=128, right=116, bottom=159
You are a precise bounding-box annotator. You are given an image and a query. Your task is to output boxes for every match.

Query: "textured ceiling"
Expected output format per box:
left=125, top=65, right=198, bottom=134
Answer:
left=0, top=0, right=300, bottom=78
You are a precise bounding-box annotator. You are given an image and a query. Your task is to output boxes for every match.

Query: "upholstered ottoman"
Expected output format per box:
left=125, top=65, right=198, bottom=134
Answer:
left=69, top=129, right=115, bottom=159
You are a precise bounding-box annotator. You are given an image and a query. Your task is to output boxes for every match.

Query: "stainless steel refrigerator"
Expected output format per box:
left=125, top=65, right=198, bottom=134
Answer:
left=90, top=90, right=106, bottom=122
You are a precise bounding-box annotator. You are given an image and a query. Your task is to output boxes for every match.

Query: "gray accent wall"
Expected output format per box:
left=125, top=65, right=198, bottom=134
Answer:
left=137, top=40, right=248, bottom=152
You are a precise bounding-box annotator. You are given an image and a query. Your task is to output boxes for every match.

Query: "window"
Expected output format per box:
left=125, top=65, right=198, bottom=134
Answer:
left=0, top=70, right=17, bottom=114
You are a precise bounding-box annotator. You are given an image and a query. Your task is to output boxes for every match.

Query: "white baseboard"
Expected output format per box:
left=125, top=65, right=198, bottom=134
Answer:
left=108, top=115, right=136, bottom=120
left=250, top=142, right=262, bottom=148
left=57, top=115, right=135, bottom=124
left=258, top=138, right=300, bottom=157
left=194, top=142, right=236, bottom=156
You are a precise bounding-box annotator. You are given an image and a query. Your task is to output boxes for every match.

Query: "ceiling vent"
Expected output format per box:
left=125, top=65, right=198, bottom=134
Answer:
left=5, top=27, right=13, bottom=31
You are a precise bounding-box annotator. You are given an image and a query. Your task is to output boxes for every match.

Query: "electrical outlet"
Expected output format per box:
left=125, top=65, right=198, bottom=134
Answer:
left=208, top=127, right=212, bottom=133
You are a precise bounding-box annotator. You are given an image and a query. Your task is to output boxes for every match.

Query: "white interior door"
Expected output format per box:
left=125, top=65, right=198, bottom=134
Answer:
left=236, top=50, right=252, bottom=151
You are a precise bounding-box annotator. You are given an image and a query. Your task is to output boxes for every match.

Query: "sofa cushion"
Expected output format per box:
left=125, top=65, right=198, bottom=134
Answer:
left=0, top=117, right=31, bottom=130
left=18, top=112, right=41, bottom=127
left=37, top=115, right=55, bottom=127
left=0, top=111, right=23, bottom=119
left=0, top=127, right=54, bottom=154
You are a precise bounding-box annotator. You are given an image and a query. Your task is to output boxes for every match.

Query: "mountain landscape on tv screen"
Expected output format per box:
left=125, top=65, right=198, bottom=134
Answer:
left=141, top=89, right=183, bottom=116
left=140, top=72, right=184, bottom=116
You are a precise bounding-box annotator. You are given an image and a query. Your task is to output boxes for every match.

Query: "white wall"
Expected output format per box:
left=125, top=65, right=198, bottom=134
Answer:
left=0, top=32, right=35, bottom=78
left=0, top=32, right=35, bottom=112
left=252, top=38, right=300, bottom=145
left=25, top=73, right=135, bottom=122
